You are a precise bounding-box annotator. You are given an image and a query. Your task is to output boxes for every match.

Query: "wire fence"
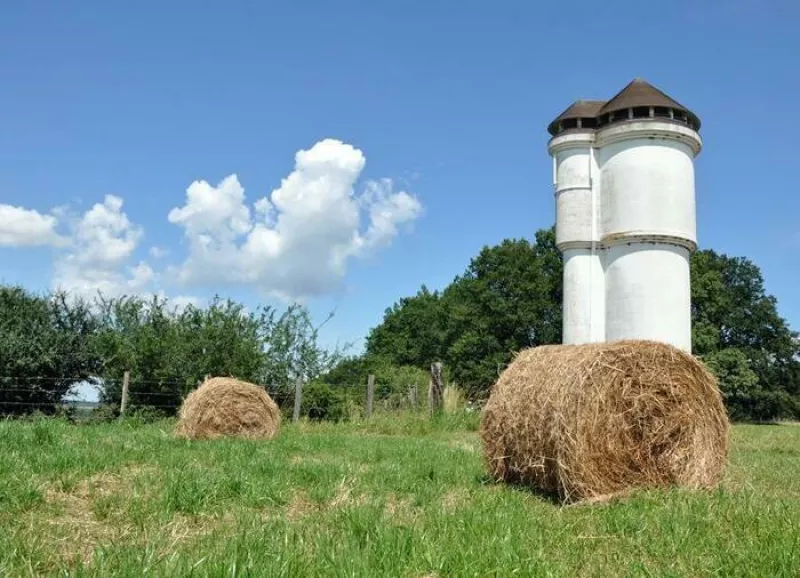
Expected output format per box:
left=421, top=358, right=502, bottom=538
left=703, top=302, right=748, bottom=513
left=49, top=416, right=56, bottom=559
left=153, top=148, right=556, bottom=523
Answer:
left=0, top=372, right=437, bottom=422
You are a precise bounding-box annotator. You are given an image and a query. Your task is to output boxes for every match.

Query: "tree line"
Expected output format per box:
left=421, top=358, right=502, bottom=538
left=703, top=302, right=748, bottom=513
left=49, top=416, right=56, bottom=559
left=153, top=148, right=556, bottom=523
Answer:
left=0, top=286, right=431, bottom=421
left=0, top=291, right=348, bottom=417
left=364, top=228, right=800, bottom=421
left=2, top=225, right=798, bottom=421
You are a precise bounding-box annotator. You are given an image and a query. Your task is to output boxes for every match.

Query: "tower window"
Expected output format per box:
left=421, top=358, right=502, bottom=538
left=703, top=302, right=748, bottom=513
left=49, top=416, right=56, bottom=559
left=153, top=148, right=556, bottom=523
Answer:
left=562, top=118, right=579, bottom=130
left=632, top=106, right=650, bottom=119
left=653, top=106, right=671, bottom=118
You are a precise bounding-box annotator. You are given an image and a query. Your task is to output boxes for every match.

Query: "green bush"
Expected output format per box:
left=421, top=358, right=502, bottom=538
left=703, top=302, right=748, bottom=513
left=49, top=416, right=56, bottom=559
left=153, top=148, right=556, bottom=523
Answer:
left=301, top=381, right=349, bottom=422
left=702, top=347, right=800, bottom=422
left=316, top=355, right=430, bottom=415
left=703, top=348, right=760, bottom=399
left=728, top=391, right=800, bottom=422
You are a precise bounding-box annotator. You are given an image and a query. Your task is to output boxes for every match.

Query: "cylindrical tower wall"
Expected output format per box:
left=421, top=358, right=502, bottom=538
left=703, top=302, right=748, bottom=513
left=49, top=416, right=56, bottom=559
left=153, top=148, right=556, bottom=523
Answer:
left=551, top=133, right=604, bottom=345
left=598, top=126, right=699, bottom=248
left=550, top=134, right=598, bottom=249
left=604, top=242, right=692, bottom=351
left=562, top=248, right=605, bottom=345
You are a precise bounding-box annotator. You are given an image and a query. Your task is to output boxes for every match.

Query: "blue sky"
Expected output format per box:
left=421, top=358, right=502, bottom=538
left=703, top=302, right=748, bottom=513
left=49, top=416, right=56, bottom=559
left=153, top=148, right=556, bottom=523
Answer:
left=1, top=0, right=798, bottom=359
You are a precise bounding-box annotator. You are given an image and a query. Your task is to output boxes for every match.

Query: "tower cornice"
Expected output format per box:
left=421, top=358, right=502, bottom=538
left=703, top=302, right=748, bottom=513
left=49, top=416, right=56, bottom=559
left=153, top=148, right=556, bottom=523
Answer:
left=557, top=234, right=697, bottom=254
left=595, top=120, right=702, bottom=156
left=547, top=131, right=596, bottom=155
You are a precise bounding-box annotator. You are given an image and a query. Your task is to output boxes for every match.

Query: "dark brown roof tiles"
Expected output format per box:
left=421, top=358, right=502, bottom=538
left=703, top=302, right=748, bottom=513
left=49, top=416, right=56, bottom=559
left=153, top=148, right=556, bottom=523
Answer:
left=547, top=78, right=700, bottom=136
left=546, top=100, right=606, bottom=135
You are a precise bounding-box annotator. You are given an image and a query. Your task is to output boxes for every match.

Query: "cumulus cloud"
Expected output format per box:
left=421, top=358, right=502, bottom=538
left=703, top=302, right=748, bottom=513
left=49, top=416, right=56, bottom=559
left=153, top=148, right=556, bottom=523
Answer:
left=149, top=246, right=168, bottom=259
left=169, top=294, right=202, bottom=311
left=148, top=291, right=202, bottom=313
left=52, top=195, right=155, bottom=300
left=5, top=138, right=419, bottom=304
left=168, top=138, right=422, bottom=300
left=0, top=204, right=67, bottom=247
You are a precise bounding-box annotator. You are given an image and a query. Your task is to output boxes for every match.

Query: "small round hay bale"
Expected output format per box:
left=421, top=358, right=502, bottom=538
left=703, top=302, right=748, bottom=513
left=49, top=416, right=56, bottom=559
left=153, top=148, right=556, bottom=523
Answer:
left=479, top=340, right=730, bottom=502
left=175, top=377, right=281, bottom=440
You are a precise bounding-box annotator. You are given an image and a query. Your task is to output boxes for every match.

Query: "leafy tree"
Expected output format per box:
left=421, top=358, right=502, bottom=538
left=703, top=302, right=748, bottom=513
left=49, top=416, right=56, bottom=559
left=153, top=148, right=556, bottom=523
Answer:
left=92, top=294, right=184, bottom=412
left=703, top=348, right=760, bottom=399
left=364, top=286, right=448, bottom=369
left=739, top=391, right=800, bottom=422
left=260, top=304, right=348, bottom=388
left=366, top=227, right=562, bottom=397
left=175, top=297, right=267, bottom=391
left=442, top=228, right=562, bottom=394
left=0, top=286, right=99, bottom=415
left=702, top=348, right=760, bottom=419
left=93, top=295, right=346, bottom=415
left=691, top=249, right=800, bottom=398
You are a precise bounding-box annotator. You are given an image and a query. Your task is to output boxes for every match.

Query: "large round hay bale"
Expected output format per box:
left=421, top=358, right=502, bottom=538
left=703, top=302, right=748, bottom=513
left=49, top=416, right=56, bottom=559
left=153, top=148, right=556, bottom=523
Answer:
left=175, top=377, right=281, bottom=440
left=479, top=340, right=730, bottom=502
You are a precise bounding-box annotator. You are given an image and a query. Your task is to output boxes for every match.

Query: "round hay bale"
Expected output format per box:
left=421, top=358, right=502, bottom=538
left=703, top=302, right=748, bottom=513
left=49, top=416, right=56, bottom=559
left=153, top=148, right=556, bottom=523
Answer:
left=479, top=340, right=730, bottom=502
left=175, top=377, right=281, bottom=440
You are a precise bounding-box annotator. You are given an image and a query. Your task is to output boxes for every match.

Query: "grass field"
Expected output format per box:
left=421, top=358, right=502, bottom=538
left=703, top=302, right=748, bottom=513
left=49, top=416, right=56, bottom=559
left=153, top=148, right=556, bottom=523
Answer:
left=1, top=413, right=798, bottom=577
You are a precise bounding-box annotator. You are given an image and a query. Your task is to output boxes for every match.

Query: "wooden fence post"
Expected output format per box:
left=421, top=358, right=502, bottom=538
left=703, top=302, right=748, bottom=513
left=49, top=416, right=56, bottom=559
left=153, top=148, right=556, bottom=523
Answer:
left=293, top=377, right=303, bottom=423
left=408, top=384, right=418, bottom=409
left=365, top=374, right=375, bottom=418
left=429, top=362, right=443, bottom=416
left=119, top=370, right=130, bottom=418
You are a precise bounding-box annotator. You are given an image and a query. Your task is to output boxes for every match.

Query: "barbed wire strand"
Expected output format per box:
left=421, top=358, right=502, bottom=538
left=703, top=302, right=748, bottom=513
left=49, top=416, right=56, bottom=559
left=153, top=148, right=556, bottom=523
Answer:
left=1, top=400, right=177, bottom=409
left=1, top=401, right=396, bottom=415
left=0, top=388, right=181, bottom=397
left=0, top=376, right=374, bottom=389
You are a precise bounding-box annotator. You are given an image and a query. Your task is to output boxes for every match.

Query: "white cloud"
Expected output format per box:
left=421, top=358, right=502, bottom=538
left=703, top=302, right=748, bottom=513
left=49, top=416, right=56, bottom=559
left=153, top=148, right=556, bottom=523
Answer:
left=149, top=246, right=168, bottom=259
left=4, top=138, right=419, bottom=305
left=168, top=138, right=422, bottom=300
left=0, top=204, right=67, bottom=247
left=359, top=178, right=424, bottom=251
left=149, top=291, right=202, bottom=313
left=52, top=195, right=154, bottom=300
left=170, top=294, right=202, bottom=312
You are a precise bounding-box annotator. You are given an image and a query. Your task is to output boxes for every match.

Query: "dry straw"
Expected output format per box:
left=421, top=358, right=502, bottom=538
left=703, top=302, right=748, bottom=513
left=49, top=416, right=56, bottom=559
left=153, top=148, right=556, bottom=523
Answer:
left=479, top=340, right=730, bottom=503
left=175, top=377, right=281, bottom=440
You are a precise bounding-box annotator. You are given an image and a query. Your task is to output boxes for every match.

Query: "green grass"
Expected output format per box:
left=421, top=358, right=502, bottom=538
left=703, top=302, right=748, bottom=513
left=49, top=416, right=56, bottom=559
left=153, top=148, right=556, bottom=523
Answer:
left=0, top=414, right=798, bottom=577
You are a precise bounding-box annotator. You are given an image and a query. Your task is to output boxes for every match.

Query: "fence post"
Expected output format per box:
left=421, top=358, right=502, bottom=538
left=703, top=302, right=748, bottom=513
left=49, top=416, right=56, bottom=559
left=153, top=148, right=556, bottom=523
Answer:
left=429, top=362, right=443, bottom=416
left=409, top=384, right=418, bottom=409
left=365, top=374, right=375, bottom=418
left=119, top=370, right=130, bottom=418
left=293, top=377, right=303, bottom=423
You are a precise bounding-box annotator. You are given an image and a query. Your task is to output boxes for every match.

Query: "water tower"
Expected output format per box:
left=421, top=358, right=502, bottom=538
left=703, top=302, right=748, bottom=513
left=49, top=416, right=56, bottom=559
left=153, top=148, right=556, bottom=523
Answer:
left=547, top=78, right=702, bottom=352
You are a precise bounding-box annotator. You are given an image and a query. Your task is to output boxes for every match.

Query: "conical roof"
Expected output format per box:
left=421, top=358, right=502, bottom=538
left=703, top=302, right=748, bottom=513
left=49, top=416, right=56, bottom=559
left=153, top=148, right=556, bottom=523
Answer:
left=598, top=78, right=700, bottom=128
left=547, top=78, right=701, bottom=136
left=546, top=100, right=606, bottom=135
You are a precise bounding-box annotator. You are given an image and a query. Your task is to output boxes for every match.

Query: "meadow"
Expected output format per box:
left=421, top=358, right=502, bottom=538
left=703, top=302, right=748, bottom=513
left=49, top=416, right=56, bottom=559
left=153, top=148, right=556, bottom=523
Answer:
left=0, top=413, right=798, bottom=577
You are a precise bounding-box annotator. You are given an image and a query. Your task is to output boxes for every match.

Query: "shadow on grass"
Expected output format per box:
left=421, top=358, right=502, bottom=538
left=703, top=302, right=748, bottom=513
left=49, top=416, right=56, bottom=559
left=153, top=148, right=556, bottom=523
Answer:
left=733, top=419, right=794, bottom=426
left=473, top=472, right=669, bottom=507
left=474, top=472, right=564, bottom=505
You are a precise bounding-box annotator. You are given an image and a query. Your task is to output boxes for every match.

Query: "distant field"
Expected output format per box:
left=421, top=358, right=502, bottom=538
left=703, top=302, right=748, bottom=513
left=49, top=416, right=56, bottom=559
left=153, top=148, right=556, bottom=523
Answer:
left=0, top=414, right=798, bottom=577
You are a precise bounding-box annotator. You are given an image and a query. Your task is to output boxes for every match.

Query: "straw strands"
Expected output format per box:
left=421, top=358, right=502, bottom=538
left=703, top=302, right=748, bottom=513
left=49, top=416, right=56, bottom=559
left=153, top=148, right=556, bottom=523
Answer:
left=175, top=377, right=281, bottom=440
left=479, top=340, right=730, bottom=503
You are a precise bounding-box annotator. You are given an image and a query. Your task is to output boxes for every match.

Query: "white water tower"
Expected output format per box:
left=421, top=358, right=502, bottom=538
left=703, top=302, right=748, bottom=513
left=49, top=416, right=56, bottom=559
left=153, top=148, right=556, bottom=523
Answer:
left=547, top=78, right=702, bottom=352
